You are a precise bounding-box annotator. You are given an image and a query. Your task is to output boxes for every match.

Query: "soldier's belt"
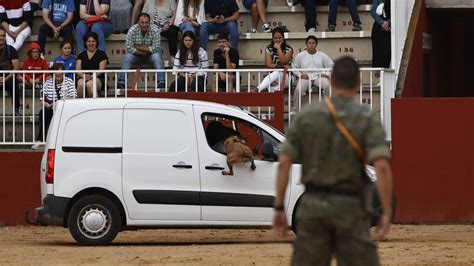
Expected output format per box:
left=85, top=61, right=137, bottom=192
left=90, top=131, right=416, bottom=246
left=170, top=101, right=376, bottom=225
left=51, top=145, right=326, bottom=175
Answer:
left=305, top=186, right=360, bottom=198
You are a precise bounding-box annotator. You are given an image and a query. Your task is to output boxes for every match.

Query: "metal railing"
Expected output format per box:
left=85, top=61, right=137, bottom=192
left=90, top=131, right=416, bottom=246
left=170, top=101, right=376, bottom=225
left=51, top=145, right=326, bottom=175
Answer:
left=0, top=68, right=395, bottom=145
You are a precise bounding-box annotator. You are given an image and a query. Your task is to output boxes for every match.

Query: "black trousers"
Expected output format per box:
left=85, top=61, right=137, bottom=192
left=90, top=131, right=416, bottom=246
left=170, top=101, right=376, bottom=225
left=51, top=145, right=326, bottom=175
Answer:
left=299, top=0, right=317, bottom=30
left=371, top=22, right=391, bottom=68
left=169, top=76, right=206, bottom=92
left=38, top=24, right=74, bottom=53
left=1, top=78, right=19, bottom=110
left=161, top=25, right=179, bottom=57
left=36, top=108, right=54, bottom=141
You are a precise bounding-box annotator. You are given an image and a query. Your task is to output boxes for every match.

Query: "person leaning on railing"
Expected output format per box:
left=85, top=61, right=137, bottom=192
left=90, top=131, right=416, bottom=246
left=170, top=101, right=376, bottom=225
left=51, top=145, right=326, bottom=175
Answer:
left=31, top=63, right=76, bottom=150
left=76, top=31, right=108, bottom=98
left=0, top=28, right=20, bottom=116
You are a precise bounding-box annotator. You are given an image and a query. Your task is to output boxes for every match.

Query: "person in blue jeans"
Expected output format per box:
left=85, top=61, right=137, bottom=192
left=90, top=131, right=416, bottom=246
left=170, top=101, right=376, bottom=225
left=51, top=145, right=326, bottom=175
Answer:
left=117, top=13, right=165, bottom=89
left=199, top=0, right=239, bottom=51
left=327, top=0, right=362, bottom=32
left=75, top=0, right=113, bottom=53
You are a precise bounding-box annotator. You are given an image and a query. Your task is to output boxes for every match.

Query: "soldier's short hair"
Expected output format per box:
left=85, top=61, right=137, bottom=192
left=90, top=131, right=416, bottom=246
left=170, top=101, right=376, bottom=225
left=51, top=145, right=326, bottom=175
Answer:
left=331, top=56, right=360, bottom=89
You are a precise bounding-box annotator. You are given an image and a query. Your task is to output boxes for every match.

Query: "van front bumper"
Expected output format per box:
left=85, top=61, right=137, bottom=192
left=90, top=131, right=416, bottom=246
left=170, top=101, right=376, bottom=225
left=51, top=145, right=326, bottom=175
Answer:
left=35, top=194, right=70, bottom=227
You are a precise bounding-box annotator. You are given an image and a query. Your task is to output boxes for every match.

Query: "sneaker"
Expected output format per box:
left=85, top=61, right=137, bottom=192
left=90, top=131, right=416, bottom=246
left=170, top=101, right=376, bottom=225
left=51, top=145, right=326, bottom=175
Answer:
left=307, top=27, right=316, bottom=33
left=262, top=22, right=271, bottom=33
left=326, top=24, right=336, bottom=32
left=157, top=82, right=166, bottom=89
left=352, top=22, right=362, bottom=31
left=31, top=143, right=44, bottom=150
left=286, top=0, right=299, bottom=6
left=14, top=108, right=20, bottom=116
left=249, top=28, right=257, bottom=33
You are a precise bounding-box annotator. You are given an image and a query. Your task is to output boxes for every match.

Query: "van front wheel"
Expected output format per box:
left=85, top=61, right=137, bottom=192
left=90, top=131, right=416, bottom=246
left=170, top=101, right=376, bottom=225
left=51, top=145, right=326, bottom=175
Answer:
left=67, top=195, right=121, bottom=245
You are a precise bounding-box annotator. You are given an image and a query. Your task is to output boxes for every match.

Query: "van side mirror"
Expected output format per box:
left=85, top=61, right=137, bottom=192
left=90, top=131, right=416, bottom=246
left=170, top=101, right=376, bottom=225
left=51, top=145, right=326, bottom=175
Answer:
left=262, top=142, right=278, bottom=162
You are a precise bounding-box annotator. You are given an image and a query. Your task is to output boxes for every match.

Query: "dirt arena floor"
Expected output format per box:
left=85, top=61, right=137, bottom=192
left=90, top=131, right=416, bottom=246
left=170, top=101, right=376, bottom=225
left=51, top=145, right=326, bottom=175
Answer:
left=0, top=224, right=473, bottom=265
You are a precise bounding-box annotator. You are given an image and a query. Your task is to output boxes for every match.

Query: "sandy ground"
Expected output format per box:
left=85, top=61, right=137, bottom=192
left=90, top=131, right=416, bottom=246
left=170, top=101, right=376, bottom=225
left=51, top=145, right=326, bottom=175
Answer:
left=0, top=225, right=473, bottom=265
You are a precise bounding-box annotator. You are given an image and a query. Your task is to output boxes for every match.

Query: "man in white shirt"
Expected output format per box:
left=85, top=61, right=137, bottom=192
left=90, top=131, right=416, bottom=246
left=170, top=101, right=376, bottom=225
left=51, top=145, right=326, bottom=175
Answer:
left=292, top=35, right=334, bottom=112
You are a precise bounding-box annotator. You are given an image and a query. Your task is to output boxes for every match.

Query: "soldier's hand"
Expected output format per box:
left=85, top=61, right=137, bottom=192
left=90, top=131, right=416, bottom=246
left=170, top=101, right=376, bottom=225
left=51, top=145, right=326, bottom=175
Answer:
left=272, top=210, right=288, bottom=236
left=372, top=213, right=391, bottom=241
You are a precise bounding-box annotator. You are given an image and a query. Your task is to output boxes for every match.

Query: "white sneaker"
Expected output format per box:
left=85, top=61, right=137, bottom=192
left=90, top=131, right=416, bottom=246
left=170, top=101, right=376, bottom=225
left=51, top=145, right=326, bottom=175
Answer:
left=262, top=23, right=271, bottom=33
left=307, top=28, right=316, bottom=33
left=249, top=28, right=257, bottom=33
left=31, top=143, right=44, bottom=150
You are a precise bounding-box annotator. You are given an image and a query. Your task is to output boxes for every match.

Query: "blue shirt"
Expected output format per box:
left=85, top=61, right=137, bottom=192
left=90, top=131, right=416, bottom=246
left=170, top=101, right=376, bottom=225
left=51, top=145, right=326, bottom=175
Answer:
left=42, top=0, right=75, bottom=25
left=54, top=55, right=76, bottom=79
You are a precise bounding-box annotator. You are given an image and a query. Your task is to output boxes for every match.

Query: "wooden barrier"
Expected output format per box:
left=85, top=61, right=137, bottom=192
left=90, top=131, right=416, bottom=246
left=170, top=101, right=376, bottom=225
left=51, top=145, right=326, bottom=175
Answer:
left=0, top=151, right=42, bottom=225
left=392, top=98, right=474, bottom=222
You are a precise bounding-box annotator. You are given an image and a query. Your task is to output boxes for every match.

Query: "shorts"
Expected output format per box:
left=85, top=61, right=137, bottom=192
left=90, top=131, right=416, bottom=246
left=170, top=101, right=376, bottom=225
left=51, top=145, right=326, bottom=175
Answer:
left=242, top=0, right=269, bottom=9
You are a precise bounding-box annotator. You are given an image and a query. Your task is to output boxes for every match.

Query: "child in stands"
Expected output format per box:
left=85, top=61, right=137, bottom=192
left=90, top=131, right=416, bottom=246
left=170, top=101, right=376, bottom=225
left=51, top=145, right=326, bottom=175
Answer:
left=53, top=41, right=76, bottom=79
left=18, top=42, right=49, bottom=89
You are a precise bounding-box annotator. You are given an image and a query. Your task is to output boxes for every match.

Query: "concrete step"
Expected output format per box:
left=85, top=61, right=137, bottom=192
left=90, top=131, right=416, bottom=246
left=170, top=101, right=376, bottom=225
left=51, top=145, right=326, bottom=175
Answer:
left=21, top=31, right=372, bottom=63
left=32, top=5, right=373, bottom=36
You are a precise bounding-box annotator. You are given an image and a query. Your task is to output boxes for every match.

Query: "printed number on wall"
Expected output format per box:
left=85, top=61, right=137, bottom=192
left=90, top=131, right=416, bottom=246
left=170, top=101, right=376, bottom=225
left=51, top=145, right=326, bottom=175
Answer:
left=338, top=47, right=354, bottom=53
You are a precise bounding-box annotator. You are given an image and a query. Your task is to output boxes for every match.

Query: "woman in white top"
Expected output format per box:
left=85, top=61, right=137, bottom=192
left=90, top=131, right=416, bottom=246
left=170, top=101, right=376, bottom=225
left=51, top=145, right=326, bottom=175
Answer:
left=257, top=27, right=293, bottom=92
left=170, top=31, right=209, bottom=92
left=174, top=0, right=205, bottom=35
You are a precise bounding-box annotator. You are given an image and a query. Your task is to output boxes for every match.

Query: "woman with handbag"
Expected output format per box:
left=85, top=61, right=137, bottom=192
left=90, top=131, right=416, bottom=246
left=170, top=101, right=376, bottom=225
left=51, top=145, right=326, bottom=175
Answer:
left=76, top=32, right=109, bottom=98
left=143, top=0, right=179, bottom=58
left=75, top=0, right=113, bottom=53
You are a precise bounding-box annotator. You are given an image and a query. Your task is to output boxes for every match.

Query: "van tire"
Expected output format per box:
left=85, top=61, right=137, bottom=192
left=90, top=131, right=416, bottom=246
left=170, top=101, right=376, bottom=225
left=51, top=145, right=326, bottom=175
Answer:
left=291, top=196, right=302, bottom=234
left=67, top=195, right=121, bottom=245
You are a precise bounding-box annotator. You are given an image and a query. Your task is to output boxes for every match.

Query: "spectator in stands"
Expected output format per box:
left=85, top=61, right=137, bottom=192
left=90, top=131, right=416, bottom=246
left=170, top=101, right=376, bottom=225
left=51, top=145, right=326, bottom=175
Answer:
left=0, top=0, right=33, bottom=51
left=75, top=0, right=113, bottom=53
left=200, top=0, right=239, bottom=51
left=18, top=42, right=49, bottom=90
left=117, top=13, right=165, bottom=89
left=243, top=0, right=270, bottom=33
left=31, top=63, right=76, bottom=150
left=299, top=0, right=318, bottom=32
left=327, top=0, right=362, bottom=32
left=210, top=33, right=239, bottom=92
left=170, top=31, right=209, bottom=92
left=76, top=32, right=108, bottom=97
left=0, top=28, right=20, bottom=115
left=38, top=0, right=75, bottom=55
left=291, top=35, right=333, bottom=112
left=131, top=0, right=145, bottom=25
left=371, top=0, right=391, bottom=68
left=174, top=0, right=205, bottom=35
left=256, top=27, right=293, bottom=92
left=109, top=0, right=132, bottom=34
left=53, top=40, right=76, bottom=79
left=143, top=0, right=179, bottom=58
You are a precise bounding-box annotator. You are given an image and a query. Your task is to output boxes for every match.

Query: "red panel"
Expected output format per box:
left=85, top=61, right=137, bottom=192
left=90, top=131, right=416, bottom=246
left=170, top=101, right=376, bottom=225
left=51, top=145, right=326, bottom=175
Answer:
left=0, top=152, right=42, bottom=225
left=392, top=98, right=474, bottom=222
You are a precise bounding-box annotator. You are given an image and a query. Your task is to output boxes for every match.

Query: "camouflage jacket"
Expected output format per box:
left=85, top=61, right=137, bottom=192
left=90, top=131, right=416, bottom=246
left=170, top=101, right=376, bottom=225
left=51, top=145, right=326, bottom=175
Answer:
left=281, top=94, right=391, bottom=192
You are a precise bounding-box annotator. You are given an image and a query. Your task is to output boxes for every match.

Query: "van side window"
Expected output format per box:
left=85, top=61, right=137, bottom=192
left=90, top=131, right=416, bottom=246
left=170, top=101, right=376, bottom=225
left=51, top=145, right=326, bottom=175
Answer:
left=202, top=114, right=280, bottom=159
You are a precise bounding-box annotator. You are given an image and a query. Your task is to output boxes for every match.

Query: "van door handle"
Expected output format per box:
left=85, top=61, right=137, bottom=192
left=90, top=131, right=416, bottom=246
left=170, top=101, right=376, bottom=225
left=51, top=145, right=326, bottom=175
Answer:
left=205, top=166, right=225, bottom=170
left=172, top=164, right=192, bottom=169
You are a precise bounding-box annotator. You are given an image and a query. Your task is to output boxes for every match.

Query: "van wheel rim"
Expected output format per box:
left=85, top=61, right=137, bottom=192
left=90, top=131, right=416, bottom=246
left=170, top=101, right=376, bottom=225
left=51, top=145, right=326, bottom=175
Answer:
left=78, top=205, right=111, bottom=239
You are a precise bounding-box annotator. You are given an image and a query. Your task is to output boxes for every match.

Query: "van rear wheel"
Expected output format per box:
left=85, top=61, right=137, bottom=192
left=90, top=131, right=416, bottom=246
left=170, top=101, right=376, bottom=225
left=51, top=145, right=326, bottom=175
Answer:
left=67, top=195, right=121, bottom=245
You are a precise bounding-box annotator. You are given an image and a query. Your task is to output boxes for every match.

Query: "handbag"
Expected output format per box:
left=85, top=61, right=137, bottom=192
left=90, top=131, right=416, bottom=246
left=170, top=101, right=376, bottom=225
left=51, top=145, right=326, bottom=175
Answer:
left=323, top=96, right=373, bottom=214
left=85, top=0, right=106, bottom=27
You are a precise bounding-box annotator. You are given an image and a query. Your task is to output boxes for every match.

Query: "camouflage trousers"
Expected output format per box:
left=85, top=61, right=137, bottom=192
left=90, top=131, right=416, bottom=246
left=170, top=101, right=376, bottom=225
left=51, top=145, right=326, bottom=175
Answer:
left=292, top=192, right=379, bottom=266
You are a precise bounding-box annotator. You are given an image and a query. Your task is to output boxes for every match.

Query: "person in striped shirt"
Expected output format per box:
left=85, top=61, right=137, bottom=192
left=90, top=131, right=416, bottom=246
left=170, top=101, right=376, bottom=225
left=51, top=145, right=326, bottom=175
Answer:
left=0, top=0, right=33, bottom=51
left=32, top=63, right=76, bottom=149
left=170, top=31, right=209, bottom=92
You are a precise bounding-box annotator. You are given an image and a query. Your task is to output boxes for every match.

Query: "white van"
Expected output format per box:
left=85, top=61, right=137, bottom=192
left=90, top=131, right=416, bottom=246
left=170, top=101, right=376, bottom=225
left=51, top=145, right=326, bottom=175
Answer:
left=32, top=98, right=382, bottom=245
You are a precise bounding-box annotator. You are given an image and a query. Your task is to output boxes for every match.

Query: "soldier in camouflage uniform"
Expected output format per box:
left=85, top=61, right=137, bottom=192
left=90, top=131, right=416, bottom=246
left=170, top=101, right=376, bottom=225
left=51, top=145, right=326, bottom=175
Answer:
left=273, top=56, right=393, bottom=266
